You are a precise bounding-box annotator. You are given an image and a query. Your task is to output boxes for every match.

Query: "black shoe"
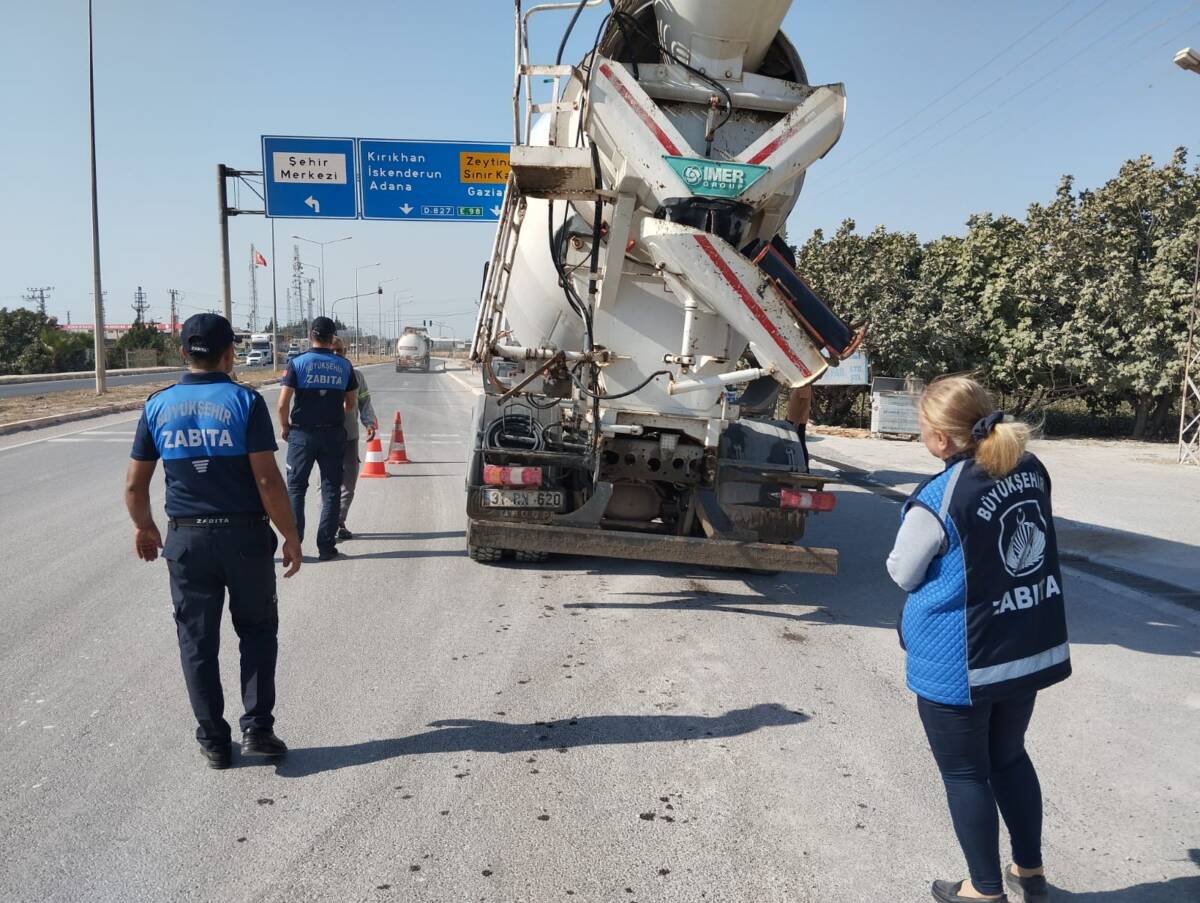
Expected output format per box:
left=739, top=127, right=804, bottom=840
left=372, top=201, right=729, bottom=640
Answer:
left=1005, top=869, right=1049, bottom=903
left=336, top=525, right=353, bottom=540
left=201, top=744, right=232, bottom=770
left=241, top=729, right=288, bottom=758
left=318, top=547, right=342, bottom=561
left=932, top=880, right=1007, bottom=903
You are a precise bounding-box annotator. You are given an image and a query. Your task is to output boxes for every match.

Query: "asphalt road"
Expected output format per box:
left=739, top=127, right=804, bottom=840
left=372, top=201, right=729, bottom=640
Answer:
left=0, top=364, right=1196, bottom=902
left=0, top=365, right=280, bottom=399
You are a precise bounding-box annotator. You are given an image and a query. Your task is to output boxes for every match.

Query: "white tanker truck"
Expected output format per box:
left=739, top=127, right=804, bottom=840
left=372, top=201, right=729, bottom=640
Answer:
left=467, top=0, right=863, bottom=572
left=396, top=328, right=432, bottom=372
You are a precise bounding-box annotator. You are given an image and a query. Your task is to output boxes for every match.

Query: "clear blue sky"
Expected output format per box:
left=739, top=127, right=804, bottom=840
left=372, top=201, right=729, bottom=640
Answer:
left=1, top=0, right=1196, bottom=335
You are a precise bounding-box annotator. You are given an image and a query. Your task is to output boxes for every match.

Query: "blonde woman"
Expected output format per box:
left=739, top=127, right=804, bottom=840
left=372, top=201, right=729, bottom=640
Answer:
left=887, top=377, right=1070, bottom=903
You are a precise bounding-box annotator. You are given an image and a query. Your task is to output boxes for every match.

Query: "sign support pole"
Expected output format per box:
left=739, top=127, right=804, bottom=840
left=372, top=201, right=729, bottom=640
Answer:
left=218, top=164, right=233, bottom=322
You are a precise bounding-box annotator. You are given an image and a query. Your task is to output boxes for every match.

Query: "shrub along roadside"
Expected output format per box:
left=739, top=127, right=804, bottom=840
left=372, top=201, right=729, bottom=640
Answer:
left=794, top=148, right=1199, bottom=440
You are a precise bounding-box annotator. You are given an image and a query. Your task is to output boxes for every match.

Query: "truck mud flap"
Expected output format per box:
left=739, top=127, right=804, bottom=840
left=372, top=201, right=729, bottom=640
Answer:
left=467, top=519, right=837, bottom=575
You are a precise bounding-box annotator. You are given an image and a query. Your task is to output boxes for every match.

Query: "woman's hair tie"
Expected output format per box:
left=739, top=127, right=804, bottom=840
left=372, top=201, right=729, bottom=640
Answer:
left=971, top=410, right=1005, bottom=441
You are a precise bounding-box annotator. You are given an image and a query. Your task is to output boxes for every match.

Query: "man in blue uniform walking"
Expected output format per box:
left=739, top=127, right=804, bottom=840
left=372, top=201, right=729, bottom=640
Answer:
left=125, top=314, right=301, bottom=769
left=277, top=316, right=358, bottom=560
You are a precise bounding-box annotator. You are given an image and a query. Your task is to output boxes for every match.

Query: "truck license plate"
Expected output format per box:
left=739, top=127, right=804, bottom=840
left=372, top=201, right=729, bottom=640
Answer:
left=482, top=489, right=563, bottom=508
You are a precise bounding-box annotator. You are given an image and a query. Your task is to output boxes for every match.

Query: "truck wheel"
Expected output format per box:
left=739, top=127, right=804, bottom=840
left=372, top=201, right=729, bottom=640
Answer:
left=513, top=550, right=549, bottom=563
left=468, top=544, right=505, bottom=563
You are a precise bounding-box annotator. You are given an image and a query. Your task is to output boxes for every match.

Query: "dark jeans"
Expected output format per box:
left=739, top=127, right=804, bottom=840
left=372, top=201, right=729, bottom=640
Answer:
left=918, top=693, right=1043, bottom=895
left=162, top=522, right=279, bottom=750
left=285, top=426, right=346, bottom=553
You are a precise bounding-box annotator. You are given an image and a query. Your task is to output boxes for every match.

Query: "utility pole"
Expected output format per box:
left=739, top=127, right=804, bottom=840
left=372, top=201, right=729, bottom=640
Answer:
left=291, top=244, right=306, bottom=338
left=88, top=0, right=106, bottom=394
left=168, top=289, right=180, bottom=337
left=24, top=286, right=53, bottom=316
left=132, top=285, right=149, bottom=325
left=1178, top=237, right=1200, bottom=465
left=248, top=244, right=260, bottom=331
left=306, top=277, right=316, bottom=331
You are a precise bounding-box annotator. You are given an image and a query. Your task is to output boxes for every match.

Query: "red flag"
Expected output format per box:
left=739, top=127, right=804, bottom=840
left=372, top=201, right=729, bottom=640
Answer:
left=254, top=250, right=268, bottom=267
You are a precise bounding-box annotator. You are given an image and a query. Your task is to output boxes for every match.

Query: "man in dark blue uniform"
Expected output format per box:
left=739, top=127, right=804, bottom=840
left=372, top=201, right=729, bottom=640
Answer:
left=277, top=316, right=358, bottom=561
left=125, top=314, right=301, bottom=769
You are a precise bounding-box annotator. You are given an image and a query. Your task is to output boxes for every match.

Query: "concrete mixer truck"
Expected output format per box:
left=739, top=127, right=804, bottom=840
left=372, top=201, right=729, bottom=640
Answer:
left=467, top=0, right=863, bottom=572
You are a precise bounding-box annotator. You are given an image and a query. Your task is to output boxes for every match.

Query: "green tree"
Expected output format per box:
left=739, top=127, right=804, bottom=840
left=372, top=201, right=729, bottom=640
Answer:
left=0, top=307, right=49, bottom=375
left=110, top=321, right=169, bottom=368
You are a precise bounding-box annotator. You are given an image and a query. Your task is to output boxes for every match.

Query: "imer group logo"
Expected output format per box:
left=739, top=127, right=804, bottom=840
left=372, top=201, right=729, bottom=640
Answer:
left=664, top=155, right=769, bottom=199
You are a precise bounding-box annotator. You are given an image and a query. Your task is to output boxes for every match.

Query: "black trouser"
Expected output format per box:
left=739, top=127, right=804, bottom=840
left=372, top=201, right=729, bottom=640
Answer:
left=918, top=692, right=1043, bottom=895
left=162, top=519, right=279, bottom=751
left=285, top=425, right=346, bottom=553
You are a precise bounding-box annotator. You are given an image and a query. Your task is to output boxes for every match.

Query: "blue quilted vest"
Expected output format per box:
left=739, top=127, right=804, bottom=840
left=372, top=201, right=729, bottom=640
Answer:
left=901, top=453, right=1071, bottom=705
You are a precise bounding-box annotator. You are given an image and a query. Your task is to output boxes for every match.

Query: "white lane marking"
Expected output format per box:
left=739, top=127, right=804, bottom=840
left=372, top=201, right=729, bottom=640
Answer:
left=49, top=437, right=134, bottom=443
left=0, top=414, right=143, bottom=453
left=427, top=434, right=464, bottom=438
left=444, top=368, right=484, bottom=396
left=78, top=430, right=137, bottom=436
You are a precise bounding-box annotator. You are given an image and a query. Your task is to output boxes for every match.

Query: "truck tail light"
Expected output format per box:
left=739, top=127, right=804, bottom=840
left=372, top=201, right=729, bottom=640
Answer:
left=779, top=488, right=836, bottom=512
left=483, top=464, right=543, bottom=487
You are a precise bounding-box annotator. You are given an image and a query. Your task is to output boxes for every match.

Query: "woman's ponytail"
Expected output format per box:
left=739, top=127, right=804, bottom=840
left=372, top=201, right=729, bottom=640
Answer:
left=975, top=419, right=1032, bottom=479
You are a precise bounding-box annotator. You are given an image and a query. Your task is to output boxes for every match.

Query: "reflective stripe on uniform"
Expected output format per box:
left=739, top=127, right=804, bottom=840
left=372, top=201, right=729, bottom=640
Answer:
left=968, top=641, right=1070, bottom=687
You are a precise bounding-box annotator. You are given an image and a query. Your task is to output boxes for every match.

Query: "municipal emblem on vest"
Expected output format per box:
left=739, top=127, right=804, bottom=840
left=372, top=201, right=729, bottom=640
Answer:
left=998, top=501, right=1048, bottom=577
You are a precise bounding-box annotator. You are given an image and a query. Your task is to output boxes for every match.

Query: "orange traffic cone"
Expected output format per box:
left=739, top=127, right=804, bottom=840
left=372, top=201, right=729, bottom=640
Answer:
left=386, top=411, right=411, bottom=464
left=359, top=434, right=389, bottom=479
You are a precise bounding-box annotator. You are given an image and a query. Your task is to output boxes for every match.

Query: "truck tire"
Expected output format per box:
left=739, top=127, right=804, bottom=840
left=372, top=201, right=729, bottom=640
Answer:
left=513, top=550, right=549, bottom=563
left=468, top=544, right=505, bottom=563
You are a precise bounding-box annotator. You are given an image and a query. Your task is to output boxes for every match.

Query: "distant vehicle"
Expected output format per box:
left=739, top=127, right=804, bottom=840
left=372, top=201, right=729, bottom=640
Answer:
left=247, top=332, right=278, bottom=365
left=286, top=348, right=302, bottom=362
left=395, top=328, right=431, bottom=372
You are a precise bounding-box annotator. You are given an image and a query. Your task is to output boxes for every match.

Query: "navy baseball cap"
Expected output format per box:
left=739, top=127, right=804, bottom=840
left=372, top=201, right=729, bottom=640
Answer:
left=180, top=313, right=235, bottom=356
left=310, top=316, right=337, bottom=339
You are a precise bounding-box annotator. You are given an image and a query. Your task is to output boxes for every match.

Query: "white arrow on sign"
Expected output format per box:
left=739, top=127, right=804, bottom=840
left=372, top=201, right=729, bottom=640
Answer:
left=399, top=203, right=413, bottom=215
left=491, top=206, right=502, bottom=216
left=304, top=196, right=320, bottom=214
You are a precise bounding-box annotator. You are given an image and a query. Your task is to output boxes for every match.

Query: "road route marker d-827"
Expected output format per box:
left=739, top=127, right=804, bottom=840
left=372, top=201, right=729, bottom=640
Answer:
left=358, top=139, right=510, bottom=222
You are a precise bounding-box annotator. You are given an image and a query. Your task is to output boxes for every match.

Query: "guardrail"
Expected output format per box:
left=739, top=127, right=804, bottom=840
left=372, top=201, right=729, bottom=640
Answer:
left=0, top=366, right=186, bottom=386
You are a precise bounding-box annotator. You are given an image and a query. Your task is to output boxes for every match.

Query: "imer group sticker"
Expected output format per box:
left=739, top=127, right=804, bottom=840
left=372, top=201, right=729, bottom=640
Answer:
left=664, top=155, right=768, bottom=198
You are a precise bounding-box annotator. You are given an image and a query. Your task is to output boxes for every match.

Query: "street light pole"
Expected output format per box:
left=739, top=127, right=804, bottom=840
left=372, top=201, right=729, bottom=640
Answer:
left=87, top=0, right=106, bottom=394
left=354, top=263, right=380, bottom=362
left=293, top=235, right=351, bottom=318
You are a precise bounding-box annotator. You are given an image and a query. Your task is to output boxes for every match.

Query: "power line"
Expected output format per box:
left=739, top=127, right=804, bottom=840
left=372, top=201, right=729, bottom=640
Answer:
left=810, top=0, right=1164, bottom=203
left=810, top=0, right=1126, bottom=200
left=816, top=0, right=1076, bottom=181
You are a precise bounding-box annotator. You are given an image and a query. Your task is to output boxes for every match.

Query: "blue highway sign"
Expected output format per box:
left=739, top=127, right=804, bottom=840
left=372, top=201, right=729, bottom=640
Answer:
left=262, top=136, right=358, bottom=219
left=358, top=139, right=510, bottom=222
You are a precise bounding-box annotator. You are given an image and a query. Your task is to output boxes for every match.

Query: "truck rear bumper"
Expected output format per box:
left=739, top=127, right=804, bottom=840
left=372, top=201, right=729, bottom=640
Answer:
left=466, top=518, right=837, bottom=574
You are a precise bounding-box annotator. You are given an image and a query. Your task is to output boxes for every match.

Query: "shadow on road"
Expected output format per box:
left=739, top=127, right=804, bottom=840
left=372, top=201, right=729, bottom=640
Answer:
left=274, top=703, right=808, bottom=778
left=534, top=489, right=1200, bottom=658
left=1051, top=849, right=1199, bottom=901
left=344, top=549, right=467, bottom=561
left=351, top=530, right=466, bottom=541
